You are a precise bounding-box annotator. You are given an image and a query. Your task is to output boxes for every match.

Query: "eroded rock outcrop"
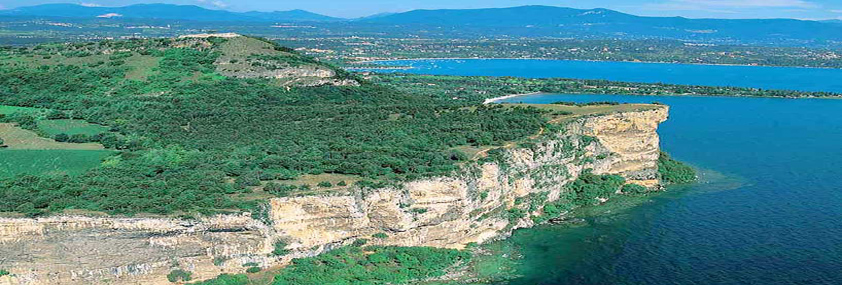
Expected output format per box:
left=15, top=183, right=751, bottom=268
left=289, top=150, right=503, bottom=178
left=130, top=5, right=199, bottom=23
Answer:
left=0, top=107, right=667, bottom=285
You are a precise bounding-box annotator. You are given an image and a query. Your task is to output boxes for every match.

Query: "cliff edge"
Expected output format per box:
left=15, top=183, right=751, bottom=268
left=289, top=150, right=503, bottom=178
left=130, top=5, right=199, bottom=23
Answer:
left=0, top=106, right=668, bottom=284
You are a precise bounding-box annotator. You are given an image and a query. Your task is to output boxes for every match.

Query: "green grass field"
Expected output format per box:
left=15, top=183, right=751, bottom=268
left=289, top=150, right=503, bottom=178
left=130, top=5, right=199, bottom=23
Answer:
left=36, top=119, right=110, bottom=136
left=0, top=105, right=41, bottom=115
left=0, top=149, right=114, bottom=179
left=124, top=54, right=161, bottom=81
left=0, top=123, right=104, bottom=150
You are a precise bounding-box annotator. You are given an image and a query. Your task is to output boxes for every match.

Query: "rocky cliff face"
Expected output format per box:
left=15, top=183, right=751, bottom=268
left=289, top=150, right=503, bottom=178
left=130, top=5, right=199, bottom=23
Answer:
left=0, top=107, right=667, bottom=285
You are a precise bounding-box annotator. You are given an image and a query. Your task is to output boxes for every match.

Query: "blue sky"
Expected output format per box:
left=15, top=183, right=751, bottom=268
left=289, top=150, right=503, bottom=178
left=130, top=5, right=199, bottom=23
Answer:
left=1, top=0, right=841, bottom=20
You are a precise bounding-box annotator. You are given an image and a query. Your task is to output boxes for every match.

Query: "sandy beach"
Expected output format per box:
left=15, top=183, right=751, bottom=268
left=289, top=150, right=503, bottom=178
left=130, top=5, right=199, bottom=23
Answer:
left=483, top=92, right=544, bottom=104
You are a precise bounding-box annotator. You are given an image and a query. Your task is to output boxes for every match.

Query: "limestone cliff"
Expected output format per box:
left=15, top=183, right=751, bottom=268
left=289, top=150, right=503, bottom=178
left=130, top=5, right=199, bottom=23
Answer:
left=0, top=107, right=667, bottom=285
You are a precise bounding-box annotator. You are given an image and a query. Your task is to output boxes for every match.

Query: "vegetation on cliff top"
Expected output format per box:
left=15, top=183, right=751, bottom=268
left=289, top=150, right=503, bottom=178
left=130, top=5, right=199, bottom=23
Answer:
left=0, top=36, right=552, bottom=216
left=0, top=35, right=690, bottom=220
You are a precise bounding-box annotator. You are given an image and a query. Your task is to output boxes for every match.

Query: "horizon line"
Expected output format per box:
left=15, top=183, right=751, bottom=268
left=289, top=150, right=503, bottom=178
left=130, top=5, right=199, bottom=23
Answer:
left=2, top=3, right=840, bottom=22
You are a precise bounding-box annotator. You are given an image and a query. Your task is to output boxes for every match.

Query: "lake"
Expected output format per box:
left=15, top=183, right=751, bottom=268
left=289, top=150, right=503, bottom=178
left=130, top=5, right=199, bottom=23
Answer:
left=491, top=94, right=842, bottom=284
left=375, top=59, right=842, bottom=93
left=383, top=60, right=842, bottom=284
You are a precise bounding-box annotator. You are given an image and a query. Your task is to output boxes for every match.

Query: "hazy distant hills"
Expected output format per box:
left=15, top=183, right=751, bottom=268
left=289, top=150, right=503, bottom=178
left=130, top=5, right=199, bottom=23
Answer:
left=363, top=6, right=842, bottom=43
left=362, top=6, right=638, bottom=26
left=3, top=4, right=842, bottom=45
left=0, top=3, right=341, bottom=22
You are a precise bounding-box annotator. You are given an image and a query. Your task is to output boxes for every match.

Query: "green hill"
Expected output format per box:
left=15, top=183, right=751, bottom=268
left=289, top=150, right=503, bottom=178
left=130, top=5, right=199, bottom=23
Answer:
left=0, top=35, right=548, bottom=216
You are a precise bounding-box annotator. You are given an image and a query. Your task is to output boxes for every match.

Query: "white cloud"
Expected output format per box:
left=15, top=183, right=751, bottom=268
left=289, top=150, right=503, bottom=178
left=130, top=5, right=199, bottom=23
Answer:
left=832, top=10, right=842, bottom=13
left=80, top=2, right=102, bottom=7
left=211, top=1, right=229, bottom=8
left=196, top=0, right=228, bottom=9
left=97, top=13, right=123, bottom=18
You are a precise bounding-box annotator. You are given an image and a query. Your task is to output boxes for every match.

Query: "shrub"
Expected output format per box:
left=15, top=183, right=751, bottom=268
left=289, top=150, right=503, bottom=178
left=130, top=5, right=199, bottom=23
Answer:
left=566, top=171, right=625, bottom=206
left=337, top=180, right=347, bottom=186
left=212, top=257, right=228, bottom=266
left=352, top=238, right=369, bottom=247
left=167, top=269, right=192, bottom=283
left=317, top=181, right=332, bottom=188
left=68, top=134, right=89, bottom=143
left=272, top=240, right=289, bottom=256
left=234, top=171, right=261, bottom=189
left=507, top=208, right=526, bottom=223
left=372, top=232, right=388, bottom=239
left=264, top=182, right=295, bottom=197
left=0, top=269, right=9, bottom=276
left=622, top=184, right=649, bottom=194
left=54, top=133, right=69, bottom=142
left=46, top=110, right=67, bottom=120
left=246, top=267, right=261, bottom=273
left=658, top=152, right=696, bottom=184
left=272, top=246, right=470, bottom=285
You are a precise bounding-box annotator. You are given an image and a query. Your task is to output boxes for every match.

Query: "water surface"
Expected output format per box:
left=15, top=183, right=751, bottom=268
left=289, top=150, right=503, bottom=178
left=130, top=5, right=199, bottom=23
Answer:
left=376, top=59, right=842, bottom=93
left=484, top=94, right=842, bottom=284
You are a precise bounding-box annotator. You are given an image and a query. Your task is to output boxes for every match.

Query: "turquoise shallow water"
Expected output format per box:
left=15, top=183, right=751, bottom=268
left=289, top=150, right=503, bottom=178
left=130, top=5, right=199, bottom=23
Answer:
left=382, top=59, right=842, bottom=284
left=377, top=59, right=842, bottom=93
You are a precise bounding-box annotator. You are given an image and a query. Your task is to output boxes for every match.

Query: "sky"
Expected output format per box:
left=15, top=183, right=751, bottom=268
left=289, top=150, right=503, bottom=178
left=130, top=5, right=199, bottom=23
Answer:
left=1, top=0, right=841, bottom=20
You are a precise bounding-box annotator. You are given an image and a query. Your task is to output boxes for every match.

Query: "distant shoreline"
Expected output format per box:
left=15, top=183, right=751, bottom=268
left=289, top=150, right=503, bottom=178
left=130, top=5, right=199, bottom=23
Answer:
left=352, top=57, right=839, bottom=70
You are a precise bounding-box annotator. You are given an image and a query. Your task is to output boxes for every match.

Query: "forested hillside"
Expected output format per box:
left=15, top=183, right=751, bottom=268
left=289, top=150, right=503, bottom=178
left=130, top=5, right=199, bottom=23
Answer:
left=0, top=35, right=548, bottom=216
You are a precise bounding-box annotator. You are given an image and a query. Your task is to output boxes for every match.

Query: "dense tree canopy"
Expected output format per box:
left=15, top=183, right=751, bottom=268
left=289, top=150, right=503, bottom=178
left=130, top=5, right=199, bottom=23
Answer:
left=0, top=37, right=548, bottom=216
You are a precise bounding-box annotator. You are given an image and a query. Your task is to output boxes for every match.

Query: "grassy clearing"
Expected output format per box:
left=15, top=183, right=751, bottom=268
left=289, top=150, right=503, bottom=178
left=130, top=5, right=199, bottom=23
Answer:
left=513, top=103, right=663, bottom=121
left=0, top=53, right=109, bottom=68
left=36, top=119, right=110, bottom=137
left=0, top=123, right=103, bottom=150
left=124, top=54, right=161, bottom=81
left=0, top=149, right=114, bottom=178
left=0, top=105, right=41, bottom=115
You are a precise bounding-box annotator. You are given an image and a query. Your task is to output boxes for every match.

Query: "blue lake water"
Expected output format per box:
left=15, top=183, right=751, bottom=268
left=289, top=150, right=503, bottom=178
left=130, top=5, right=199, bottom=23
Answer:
left=381, top=60, right=842, bottom=284
left=492, top=94, right=842, bottom=284
left=376, top=59, right=842, bottom=93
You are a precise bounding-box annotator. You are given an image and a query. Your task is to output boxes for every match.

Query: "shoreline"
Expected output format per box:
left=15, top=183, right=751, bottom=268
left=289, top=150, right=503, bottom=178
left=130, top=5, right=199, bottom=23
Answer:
left=482, top=91, right=842, bottom=103
left=483, top=92, right=544, bottom=104
left=352, top=57, right=841, bottom=70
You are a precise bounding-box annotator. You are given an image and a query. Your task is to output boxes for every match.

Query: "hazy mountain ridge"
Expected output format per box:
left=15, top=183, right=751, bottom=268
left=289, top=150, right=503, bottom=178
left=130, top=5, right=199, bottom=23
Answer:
left=362, top=6, right=842, bottom=43
left=3, top=4, right=842, bottom=45
left=0, top=3, right=342, bottom=22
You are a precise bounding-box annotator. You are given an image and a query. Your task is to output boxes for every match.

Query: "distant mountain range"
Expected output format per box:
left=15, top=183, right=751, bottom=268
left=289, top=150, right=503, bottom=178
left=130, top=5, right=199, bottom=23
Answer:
left=0, top=3, right=342, bottom=22
left=2, top=4, right=842, bottom=45
left=361, top=6, right=842, bottom=43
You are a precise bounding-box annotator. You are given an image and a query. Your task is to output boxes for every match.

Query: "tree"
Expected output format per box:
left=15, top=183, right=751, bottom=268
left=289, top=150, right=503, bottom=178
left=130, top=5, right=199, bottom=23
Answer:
left=53, top=133, right=69, bottom=142
left=46, top=110, right=68, bottom=120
